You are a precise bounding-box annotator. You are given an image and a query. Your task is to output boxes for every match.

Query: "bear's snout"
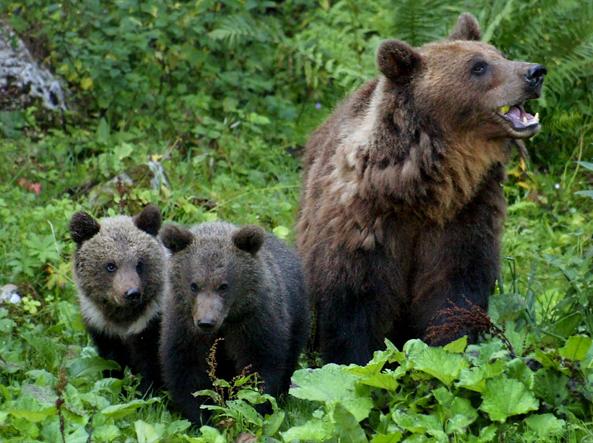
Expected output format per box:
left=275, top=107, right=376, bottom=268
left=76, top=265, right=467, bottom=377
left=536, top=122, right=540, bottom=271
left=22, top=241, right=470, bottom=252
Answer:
left=524, top=64, right=547, bottom=95
left=193, top=292, right=224, bottom=334
left=196, top=318, right=217, bottom=332
left=124, top=287, right=142, bottom=303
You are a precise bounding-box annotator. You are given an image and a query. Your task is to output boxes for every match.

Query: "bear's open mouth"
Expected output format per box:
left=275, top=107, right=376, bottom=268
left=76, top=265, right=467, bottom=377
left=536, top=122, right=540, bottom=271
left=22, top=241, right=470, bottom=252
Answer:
left=497, top=103, right=539, bottom=132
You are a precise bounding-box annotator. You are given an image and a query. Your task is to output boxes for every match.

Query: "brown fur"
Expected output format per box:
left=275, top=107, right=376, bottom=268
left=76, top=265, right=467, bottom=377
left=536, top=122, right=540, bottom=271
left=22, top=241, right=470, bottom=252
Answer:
left=69, top=205, right=166, bottom=392
left=159, top=222, right=310, bottom=425
left=296, top=13, right=545, bottom=364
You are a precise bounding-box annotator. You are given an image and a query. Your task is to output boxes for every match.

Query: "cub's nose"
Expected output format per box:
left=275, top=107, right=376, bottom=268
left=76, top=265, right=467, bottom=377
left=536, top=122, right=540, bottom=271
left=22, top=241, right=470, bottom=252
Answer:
left=197, top=319, right=216, bottom=332
left=525, top=64, right=547, bottom=90
left=124, top=288, right=141, bottom=302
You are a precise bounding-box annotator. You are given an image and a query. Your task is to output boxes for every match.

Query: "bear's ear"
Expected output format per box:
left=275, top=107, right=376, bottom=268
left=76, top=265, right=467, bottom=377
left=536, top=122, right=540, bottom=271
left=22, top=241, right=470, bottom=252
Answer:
left=377, top=40, right=422, bottom=83
left=232, top=225, right=264, bottom=255
left=70, top=212, right=101, bottom=245
left=134, top=204, right=162, bottom=236
left=160, top=224, right=193, bottom=254
left=448, top=13, right=481, bottom=41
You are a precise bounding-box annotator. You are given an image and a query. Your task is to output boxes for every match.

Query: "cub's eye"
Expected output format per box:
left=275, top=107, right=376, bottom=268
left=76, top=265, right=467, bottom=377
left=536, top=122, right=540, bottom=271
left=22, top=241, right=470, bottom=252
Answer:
left=218, top=283, right=229, bottom=292
left=106, top=263, right=117, bottom=273
left=136, top=260, right=144, bottom=274
left=190, top=283, right=199, bottom=293
left=471, top=61, right=488, bottom=76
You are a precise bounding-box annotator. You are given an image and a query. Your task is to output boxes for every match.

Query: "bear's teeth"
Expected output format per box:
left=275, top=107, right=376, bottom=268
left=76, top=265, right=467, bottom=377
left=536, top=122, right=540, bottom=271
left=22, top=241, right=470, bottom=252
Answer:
left=499, top=105, right=510, bottom=114
left=534, top=112, right=539, bottom=122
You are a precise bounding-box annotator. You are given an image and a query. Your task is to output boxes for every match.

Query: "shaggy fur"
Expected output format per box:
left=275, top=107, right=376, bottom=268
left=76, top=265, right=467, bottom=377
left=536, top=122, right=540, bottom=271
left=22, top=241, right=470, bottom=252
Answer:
left=297, top=13, right=545, bottom=364
left=159, top=222, right=309, bottom=425
left=70, top=205, right=166, bottom=393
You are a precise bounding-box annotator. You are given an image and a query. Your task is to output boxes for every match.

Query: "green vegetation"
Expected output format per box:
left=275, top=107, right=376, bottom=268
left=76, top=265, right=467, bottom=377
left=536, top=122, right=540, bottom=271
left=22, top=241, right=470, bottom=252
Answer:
left=1, top=0, right=592, bottom=441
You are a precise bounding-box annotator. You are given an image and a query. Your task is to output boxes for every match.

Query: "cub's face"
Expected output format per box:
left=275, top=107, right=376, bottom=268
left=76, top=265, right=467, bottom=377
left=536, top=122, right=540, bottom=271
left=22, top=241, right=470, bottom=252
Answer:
left=169, top=245, right=239, bottom=334
left=70, top=205, right=164, bottom=324
left=162, top=223, right=264, bottom=335
left=377, top=13, right=546, bottom=141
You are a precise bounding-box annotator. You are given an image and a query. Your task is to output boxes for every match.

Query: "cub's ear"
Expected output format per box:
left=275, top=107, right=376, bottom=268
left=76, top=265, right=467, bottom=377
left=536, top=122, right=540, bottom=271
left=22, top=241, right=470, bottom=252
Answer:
left=70, top=212, right=101, bottom=245
left=377, top=40, right=422, bottom=83
left=232, top=225, right=264, bottom=255
left=160, top=224, right=193, bottom=253
left=448, top=12, right=481, bottom=41
left=134, top=204, right=162, bottom=236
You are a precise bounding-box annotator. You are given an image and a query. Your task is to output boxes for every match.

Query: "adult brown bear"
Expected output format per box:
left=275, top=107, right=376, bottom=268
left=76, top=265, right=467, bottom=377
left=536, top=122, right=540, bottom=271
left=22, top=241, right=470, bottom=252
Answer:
left=296, top=13, right=546, bottom=365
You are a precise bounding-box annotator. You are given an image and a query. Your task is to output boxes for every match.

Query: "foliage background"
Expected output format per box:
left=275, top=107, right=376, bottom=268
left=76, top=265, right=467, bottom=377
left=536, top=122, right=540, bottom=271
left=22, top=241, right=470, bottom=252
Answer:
left=1, top=0, right=592, bottom=441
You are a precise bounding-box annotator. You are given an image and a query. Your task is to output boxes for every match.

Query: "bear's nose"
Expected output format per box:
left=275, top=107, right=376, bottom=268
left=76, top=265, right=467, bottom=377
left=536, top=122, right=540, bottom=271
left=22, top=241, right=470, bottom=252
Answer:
left=525, top=64, right=547, bottom=89
left=124, top=288, right=141, bottom=302
left=197, top=319, right=216, bottom=332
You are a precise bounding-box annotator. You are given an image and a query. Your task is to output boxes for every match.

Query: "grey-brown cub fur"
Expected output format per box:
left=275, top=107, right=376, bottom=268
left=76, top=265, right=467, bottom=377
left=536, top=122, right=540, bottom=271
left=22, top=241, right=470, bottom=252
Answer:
left=69, top=204, right=165, bottom=393
left=159, top=221, right=309, bottom=425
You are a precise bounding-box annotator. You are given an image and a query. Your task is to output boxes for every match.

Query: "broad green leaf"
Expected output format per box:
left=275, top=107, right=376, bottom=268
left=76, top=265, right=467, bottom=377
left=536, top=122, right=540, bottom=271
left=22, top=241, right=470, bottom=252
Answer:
left=100, top=398, right=159, bottom=419
left=332, top=403, right=368, bottom=443
left=433, top=387, right=477, bottom=434
left=525, top=413, right=565, bottom=437
left=443, top=336, right=468, bottom=353
left=68, top=355, right=120, bottom=379
left=348, top=341, right=402, bottom=391
left=225, top=400, right=262, bottom=426
left=135, top=420, right=165, bottom=443
left=197, top=425, right=226, bottom=443
left=480, top=377, right=539, bottom=422
left=96, top=118, right=110, bottom=144
left=357, top=373, right=397, bottom=391
left=533, top=369, right=570, bottom=407
left=167, top=419, right=192, bottom=435
left=392, top=410, right=446, bottom=440
left=476, top=424, right=497, bottom=442
left=263, top=410, right=285, bottom=436
left=281, top=416, right=333, bottom=442
left=6, top=402, right=56, bottom=422
left=457, top=360, right=505, bottom=393
left=371, top=433, right=402, bottom=443
left=93, top=424, right=121, bottom=441
left=92, top=378, right=123, bottom=396
left=559, top=335, right=593, bottom=361
left=404, top=340, right=468, bottom=385
left=506, top=358, right=534, bottom=389
left=290, top=365, right=373, bottom=421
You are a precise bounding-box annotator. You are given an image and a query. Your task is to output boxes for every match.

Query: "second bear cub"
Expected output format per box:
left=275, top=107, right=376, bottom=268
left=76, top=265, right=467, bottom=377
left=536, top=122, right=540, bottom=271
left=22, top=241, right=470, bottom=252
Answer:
left=159, top=222, right=309, bottom=425
left=69, top=205, right=166, bottom=393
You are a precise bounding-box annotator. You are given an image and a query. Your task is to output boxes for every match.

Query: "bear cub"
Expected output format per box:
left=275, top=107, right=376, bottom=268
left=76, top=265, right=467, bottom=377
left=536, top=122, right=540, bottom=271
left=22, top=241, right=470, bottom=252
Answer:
left=69, top=204, right=166, bottom=393
left=159, top=221, right=309, bottom=425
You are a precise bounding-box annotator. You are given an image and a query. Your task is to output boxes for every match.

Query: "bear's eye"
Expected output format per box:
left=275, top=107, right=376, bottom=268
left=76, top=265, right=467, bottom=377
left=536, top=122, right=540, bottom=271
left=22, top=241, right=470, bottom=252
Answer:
left=190, top=282, right=200, bottom=293
left=218, top=283, right=229, bottom=292
left=106, top=262, right=117, bottom=273
left=471, top=61, right=488, bottom=76
left=136, top=260, right=144, bottom=274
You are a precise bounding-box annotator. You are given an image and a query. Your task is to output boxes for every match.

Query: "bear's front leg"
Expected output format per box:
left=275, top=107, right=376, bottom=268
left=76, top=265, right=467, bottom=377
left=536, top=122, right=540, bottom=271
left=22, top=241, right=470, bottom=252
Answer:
left=317, top=288, right=386, bottom=365
left=411, top=170, right=505, bottom=345
left=128, top=316, right=163, bottom=395
left=160, top=334, right=214, bottom=425
left=87, top=326, right=129, bottom=380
